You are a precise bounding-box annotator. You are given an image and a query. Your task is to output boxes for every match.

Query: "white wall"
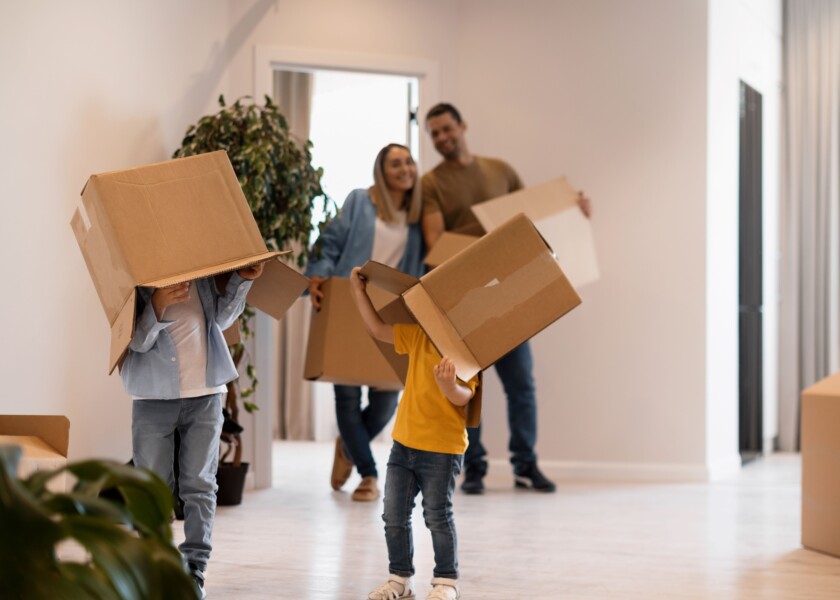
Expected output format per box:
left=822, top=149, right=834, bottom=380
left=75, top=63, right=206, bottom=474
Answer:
left=0, top=0, right=233, bottom=460
left=453, top=0, right=712, bottom=478
left=226, top=0, right=459, bottom=174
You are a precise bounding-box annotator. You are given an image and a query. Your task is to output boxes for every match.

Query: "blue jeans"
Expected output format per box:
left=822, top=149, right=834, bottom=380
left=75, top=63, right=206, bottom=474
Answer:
left=132, top=394, right=223, bottom=573
left=382, top=441, right=463, bottom=579
left=334, top=385, right=398, bottom=479
left=465, top=341, right=538, bottom=471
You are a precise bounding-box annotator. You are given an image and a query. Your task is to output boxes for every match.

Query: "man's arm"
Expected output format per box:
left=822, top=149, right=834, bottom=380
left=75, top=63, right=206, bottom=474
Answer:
left=349, top=267, right=393, bottom=344
left=433, top=356, right=474, bottom=407
left=422, top=211, right=445, bottom=250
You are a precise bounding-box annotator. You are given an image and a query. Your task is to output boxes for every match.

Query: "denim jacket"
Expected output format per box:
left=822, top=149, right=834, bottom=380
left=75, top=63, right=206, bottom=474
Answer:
left=305, top=188, right=425, bottom=279
left=120, top=273, right=253, bottom=399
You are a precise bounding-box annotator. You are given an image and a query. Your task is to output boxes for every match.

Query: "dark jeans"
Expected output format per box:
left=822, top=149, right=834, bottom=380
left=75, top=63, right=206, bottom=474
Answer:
left=465, top=341, right=538, bottom=472
left=382, top=441, right=463, bottom=579
left=334, top=385, right=398, bottom=479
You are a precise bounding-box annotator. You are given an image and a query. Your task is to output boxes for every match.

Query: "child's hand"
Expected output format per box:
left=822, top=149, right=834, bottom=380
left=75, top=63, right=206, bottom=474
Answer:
left=433, top=356, right=458, bottom=393
left=349, top=267, right=367, bottom=294
left=434, top=356, right=474, bottom=407
left=238, top=262, right=265, bottom=280
left=308, top=275, right=327, bottom=309
left=152, top=282, right=191, bottom=320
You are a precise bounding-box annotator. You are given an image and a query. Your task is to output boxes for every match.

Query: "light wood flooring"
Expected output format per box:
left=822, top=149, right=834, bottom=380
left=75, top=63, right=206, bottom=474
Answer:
left=178, top=442, right=840, bottom=599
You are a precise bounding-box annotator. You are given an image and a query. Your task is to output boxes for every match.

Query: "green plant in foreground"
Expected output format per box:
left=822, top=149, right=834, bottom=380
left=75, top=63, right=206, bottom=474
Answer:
left=0, top=445, right=196, bottom=600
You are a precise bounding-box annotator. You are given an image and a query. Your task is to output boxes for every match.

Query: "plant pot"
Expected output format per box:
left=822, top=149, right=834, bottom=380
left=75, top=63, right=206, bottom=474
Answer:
left=216, top=461, right=249, bottom=506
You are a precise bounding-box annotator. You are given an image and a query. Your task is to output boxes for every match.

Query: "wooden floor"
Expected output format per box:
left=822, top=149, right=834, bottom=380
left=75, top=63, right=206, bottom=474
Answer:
left=179, top=442, right=840, bottom=600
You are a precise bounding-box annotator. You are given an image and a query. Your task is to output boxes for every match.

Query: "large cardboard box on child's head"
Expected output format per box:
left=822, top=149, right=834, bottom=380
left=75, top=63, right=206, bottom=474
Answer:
left=71, top=151, right=309, bottom=373
left=425, top=178, right=599, bottom=288
left=363, top=213, right=582, bottom=384
left=0, top=415, right=70, bottom=492
left=304, top=278, right=407, bottom=390
left=800, top=372, right=840, bottom=559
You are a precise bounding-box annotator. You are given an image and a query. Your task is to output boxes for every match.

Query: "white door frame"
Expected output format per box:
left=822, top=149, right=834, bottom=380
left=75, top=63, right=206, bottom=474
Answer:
left=251, top=45, right=440, bottom=489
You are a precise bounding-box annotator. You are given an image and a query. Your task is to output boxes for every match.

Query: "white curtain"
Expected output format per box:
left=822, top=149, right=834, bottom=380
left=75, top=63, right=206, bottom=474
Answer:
left=779, top=0, right=840, bottom=450
left=273, top=70, right=318, bottom=440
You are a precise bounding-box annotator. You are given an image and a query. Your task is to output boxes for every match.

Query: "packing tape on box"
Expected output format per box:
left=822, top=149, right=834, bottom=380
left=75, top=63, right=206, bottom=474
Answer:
left=443, top=253, right=561, bottom=339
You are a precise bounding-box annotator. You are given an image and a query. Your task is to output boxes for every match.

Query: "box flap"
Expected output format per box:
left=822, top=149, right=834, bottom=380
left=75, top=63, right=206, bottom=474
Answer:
left=403, top=284, right=482, bottom=382
left=471, top=177, right=600, bottom=288
left=108, top=289, right=137, bottom=375
left=71, top=200, right=135, bottom=326
left=360, top=261, right=419, bottom=296
left=0, top=415, right=70, bottom=456
left=244, top=257, right=310, bottom=321
left=142, top=251, right=284, bottom=289
left=419, top=214, right=581, bottom=369
left=425, top=232, right=480, bottom=269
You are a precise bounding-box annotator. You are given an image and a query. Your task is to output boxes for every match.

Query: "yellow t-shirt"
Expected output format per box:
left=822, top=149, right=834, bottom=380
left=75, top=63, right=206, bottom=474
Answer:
left=392, top=323, right=480, bottom=455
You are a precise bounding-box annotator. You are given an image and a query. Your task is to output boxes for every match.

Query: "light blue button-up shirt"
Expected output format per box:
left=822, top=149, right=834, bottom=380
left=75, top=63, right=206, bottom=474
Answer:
left=120, top=273, right=253, bottom=399
left=305, top=188, right=426, bottom=280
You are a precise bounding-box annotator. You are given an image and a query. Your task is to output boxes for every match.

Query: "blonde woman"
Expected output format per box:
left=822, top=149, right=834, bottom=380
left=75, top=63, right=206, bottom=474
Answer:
left=305, top=143, right=425, bottom=501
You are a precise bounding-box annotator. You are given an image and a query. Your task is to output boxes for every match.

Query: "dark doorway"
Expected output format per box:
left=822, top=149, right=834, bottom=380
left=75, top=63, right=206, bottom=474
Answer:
left=739, top=81, right=763, bottom=463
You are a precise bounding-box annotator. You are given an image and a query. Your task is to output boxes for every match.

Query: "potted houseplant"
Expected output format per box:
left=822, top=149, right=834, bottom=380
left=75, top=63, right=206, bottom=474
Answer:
left=0, top=445, right=197, bottom=599
left=172, top=95, right=329, bottom=505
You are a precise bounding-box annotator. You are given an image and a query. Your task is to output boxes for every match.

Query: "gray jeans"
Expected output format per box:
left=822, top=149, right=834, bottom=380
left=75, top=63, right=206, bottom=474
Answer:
left=132, top=394, right=223, bottom=573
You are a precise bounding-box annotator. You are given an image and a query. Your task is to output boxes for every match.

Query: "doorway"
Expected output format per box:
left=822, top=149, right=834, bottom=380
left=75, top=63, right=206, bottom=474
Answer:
left=271, top=66, right=420, bottom=447
left=738, top=81, right=763, bottom=463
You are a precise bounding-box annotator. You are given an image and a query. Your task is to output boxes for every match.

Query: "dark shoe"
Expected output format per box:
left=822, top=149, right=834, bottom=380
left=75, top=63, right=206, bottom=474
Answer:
left=460, top=465, right=486, bottom=495
left=514, top=462, right=556, bottom=492
left=189, top=565, right=206, bottom=600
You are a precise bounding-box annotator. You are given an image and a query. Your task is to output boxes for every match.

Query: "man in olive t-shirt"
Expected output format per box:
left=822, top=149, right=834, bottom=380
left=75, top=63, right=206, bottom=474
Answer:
left=420, top=103, right=565, bottom=495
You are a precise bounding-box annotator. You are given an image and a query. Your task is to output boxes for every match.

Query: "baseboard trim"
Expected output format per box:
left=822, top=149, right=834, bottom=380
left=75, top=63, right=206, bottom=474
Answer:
left=487, top=458, right=738, bottom=483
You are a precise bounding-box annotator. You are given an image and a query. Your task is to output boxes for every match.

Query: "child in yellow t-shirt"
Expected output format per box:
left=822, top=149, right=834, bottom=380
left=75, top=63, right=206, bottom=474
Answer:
left=350, top=267, right=479, bottom=600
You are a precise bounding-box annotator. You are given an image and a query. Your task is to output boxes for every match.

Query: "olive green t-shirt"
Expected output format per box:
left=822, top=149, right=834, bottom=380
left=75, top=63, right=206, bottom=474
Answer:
left=421, top=156, right=524, bottom=233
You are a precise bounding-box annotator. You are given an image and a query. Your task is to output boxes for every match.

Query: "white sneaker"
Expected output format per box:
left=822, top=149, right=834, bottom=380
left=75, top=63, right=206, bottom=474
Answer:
left=426, top=577, right=459, bottom=599
left=368, top=574, right=416, bottom=599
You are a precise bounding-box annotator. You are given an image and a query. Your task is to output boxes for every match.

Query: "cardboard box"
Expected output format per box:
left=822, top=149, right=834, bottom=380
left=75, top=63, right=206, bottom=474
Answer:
left=425, top=232, right=479, bottom=269
left=471, top=178, right=599, bottom=288
left=0, top=415, right=70, bottom=492
left=71, top=151, right=309, bottom=373
left=801, top=373, right=840, bottom=558
left=362, top=213, right=581, bottom=383
left=424, top=178, right=599, bottom=288
left=304, top=278, right=407, bottom=390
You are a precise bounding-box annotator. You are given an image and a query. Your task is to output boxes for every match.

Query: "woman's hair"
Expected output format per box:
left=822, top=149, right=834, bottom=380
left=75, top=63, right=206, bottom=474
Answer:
left=371, top=143, right=422, bottom=224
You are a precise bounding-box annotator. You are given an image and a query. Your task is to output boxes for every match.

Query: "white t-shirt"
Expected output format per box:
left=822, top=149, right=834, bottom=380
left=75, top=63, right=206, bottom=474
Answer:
left=370, top=210, right=408, bottom=268
left=135, top=287, right=227, bottom=399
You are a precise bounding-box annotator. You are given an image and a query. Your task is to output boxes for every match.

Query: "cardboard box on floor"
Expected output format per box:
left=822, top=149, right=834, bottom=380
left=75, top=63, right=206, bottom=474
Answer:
left=800, top=373, right=840, bottom=559
left=304, top=278, right=407, bottom=390
left=425, top=178, right=599, bottom=288
left=362, top=213, right=582, bottom=383
left=71, top=151, right=309, bottom=373
left=0, top=415, right=70, bottom=492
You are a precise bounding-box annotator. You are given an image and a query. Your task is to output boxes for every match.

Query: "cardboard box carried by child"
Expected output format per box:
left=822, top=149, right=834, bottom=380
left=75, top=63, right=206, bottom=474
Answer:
left=363, top=213, right=582, bottom=384
left=71, top=151, right=309, bottom=373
